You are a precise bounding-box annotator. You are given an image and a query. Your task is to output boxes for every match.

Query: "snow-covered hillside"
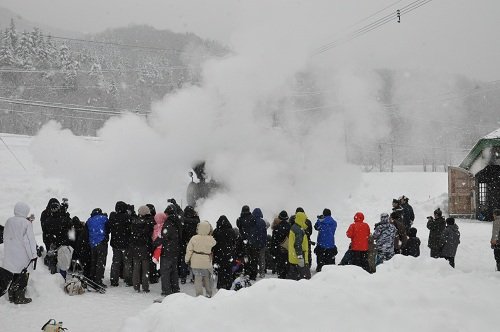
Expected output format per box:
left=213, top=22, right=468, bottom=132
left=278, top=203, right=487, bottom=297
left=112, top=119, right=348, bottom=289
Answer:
left=0, top=134, right=497, bottom=332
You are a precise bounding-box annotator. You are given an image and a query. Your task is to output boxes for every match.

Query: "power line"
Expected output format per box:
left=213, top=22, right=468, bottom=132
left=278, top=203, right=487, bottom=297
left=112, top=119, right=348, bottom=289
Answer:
left=0, top=96, right=147, bottom=116
left=314, top=0, right=434, bottom=55
left=0, top=66, right=192, bottom=74
left=0, top=107, right=108, bottom=122
left=42, top=34, right=229, bottom=58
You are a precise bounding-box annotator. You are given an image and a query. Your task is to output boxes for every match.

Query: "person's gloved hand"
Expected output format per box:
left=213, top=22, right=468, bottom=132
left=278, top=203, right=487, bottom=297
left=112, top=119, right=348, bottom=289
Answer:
left=297, top=255, right=305, bottom=267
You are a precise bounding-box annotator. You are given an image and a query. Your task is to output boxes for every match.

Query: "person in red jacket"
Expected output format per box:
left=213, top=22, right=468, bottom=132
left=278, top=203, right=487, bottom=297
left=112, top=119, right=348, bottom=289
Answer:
left=346, top=212, right=371, bottom=272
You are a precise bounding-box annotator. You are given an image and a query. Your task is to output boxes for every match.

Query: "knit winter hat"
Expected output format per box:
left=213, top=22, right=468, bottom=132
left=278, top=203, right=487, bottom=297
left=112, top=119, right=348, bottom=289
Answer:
left=323, top=208, right=331, bottom=217
left=296, top=207, right=305, bottom=213
left=241, top=205, right=251, bottom=214
left=392, top=198, right=399, bottom=204
left=380, top=212, right=390, bottom=223
left=138, top=205, right=151, bottom=217
left=91, top=208, right=102, bottom=217
left=408, top=227, right=417, bottom=237
left=434, top=208, right=442, bottom=217
left=278, top=210, right=289, bottom=221
left=446, top=217, right=455, bottom=225
left=354, top=212, right=364, bottom=222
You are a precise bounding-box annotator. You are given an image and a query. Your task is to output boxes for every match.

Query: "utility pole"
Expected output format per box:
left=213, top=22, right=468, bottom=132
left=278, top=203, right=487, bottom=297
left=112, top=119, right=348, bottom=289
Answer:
left=379, top=144, right=383, bottom=172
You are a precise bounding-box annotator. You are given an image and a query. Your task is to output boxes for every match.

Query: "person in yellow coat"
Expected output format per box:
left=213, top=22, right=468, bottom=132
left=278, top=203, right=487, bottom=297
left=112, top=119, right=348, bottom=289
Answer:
left=287, top=212, right=310, bottom=280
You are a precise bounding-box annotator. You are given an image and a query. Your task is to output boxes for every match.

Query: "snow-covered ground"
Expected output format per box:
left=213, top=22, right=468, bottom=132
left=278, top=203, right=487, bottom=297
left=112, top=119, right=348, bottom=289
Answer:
left=0, top=134, right=497, bottom=332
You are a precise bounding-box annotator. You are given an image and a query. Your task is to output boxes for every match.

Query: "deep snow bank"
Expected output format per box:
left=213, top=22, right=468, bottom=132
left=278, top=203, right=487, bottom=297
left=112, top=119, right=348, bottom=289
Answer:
left=121, top=255, right=500, bottom=332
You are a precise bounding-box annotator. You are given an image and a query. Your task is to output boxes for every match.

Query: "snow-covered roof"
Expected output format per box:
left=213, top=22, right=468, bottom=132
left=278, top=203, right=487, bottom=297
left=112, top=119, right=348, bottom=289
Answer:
left=484, top=128, right=500, bottom=139
left=459, top=127, right=500, bottom=170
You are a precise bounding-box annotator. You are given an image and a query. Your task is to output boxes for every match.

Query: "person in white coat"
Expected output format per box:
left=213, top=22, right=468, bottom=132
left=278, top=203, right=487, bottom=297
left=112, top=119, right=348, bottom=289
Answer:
left=185, top=221, right=216, bottom=297
left=3, top=202, right=37, bottom=304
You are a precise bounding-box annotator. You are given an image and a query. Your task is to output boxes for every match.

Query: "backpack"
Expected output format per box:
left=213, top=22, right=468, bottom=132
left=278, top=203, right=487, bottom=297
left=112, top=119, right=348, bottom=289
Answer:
left=41, top=319, right=67, bottom=332
left=57, top=246, right=74, bottom=271
left=64, top=276, right=85, bottom=296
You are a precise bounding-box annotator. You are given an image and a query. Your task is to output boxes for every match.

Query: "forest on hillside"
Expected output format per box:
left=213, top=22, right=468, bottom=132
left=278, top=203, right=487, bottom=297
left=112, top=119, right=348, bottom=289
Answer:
left=0, top=19, right=227, bottom=136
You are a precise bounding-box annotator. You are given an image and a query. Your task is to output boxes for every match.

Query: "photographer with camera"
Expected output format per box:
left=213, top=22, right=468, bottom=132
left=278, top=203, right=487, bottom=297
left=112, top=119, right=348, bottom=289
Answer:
left=426, top=208, right=446, bottom=258
left=314, top=209, right=338, bottom=272
left=40, top=198, right=72, bottom=274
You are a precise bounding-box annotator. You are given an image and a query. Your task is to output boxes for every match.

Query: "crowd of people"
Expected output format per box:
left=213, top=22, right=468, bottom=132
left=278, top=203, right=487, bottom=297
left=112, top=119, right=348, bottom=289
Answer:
left=0, top=195, right=477, bottom=305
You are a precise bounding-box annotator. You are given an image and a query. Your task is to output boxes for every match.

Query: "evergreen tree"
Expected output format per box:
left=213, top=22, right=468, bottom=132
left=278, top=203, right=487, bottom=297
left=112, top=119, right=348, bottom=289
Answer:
left=0, top=29, right=15, bottom=67
left=16, top=31, right=34, bottom=69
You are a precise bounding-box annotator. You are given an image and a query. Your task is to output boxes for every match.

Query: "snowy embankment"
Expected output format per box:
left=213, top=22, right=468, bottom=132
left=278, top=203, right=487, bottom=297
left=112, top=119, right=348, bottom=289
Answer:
left=0, top=134, right=498, bottom=332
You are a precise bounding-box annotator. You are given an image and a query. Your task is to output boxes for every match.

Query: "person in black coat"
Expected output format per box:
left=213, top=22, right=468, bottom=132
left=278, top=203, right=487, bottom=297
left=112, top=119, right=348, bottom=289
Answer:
left=401, top=227, right=420, bottom=257
left=271, top=210, right=291, bottom=279
left=179, top=205, right=200, bottom=283
left=130, top=206, right=154, bottom=292
left=154, top=204, right=182, bottom=296
left=108, top=201, right=132, bottom=287
left=41, top=198, right=72, bottom=274
left=236, top=205, right=260, bottom=280
left=71, top=216, right=91, bottom=278
left=213, top=215, right=237, bottom=290
left=400, top=196, right=415, bottom=233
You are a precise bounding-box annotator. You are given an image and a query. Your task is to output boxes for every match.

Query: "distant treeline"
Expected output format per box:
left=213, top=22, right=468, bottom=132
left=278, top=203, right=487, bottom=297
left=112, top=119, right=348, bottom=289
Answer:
left=0, top=19, right=227, bottom=136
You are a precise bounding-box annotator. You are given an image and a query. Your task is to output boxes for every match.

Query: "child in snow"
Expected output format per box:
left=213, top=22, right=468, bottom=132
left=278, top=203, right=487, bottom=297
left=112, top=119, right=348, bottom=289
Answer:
left=185, top=221, right=216, bottom=297
left=152, top=212, right=167, bottom=264
left=401, top=227, right=421, bottom=257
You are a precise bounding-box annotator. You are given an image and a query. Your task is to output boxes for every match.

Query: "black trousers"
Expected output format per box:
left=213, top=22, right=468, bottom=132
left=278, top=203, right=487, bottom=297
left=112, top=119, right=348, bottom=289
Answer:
left=274, top=248, right=289, bottom=279
left=350, top=250, right=369, bottom=272
left=90, top=242, right=108, bottom=284
left=10, top=272, right=29, bottom=294
left=443, top=256, right=455, bottom=268
left=132, top=258, right=150, bottom=291
left=244, top=246, right=260, bottom=280
left=110, top=248, right=132, bottom=285
left=160, top=257, right=179, bottom=295
left=494, top=249, right=500, bottom=271
left=216, top=262, right=233, bottom=290
left=287, top=264, right=311, bottom=281
left=315, top=246, right=337, bottom=272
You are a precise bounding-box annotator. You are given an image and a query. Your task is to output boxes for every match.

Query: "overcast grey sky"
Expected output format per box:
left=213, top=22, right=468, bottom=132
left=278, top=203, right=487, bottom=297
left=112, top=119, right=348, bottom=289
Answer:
left=1, top=0, right=499, bottom=81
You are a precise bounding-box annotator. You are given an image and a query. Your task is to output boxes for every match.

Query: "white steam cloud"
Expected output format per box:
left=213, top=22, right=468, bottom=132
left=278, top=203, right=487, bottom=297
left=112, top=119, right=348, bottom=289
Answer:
left=30, top=1, right=396, bottom=222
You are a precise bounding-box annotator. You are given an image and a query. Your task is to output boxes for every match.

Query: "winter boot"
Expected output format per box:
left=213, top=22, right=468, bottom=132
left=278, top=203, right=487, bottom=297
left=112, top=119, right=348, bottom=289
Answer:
left=8, top=287, right=15, bottom=302
left=14, top=289, right=32, bottom=304
left=497, top=262, right=500, bottom=272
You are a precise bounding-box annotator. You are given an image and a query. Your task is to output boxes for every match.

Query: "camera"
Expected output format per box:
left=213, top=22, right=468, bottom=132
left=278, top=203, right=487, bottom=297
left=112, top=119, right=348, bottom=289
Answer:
left=167, top=198, right=177, bottom=205
left=61, top=198, right=69, bottom=213
left=317, top=215, right=324, bottom=219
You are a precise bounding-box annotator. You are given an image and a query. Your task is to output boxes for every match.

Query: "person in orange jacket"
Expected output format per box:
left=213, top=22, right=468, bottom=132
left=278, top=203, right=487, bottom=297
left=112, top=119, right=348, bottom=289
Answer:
left=346, top=212, right=371, bottom=272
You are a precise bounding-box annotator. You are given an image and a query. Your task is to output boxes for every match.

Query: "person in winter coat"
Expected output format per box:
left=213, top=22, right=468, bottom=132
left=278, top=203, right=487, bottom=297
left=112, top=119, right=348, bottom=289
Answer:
left=290, top=207, right=314, bottom=267
left=212, top=215, right=237, bottom=290
left=390, top=211, right=408, bottom=254
left=152, top=212, right=167, bottom=263
left=71, top=216, right=91, bottom=278
left=3, top=202, right=37, bottom=304
left=185, top=221, right=217, bottom=297
left=252, top=208, right=268, bottom=278
left=287, top=211, right=311, bottom=280
left=426, top=208, right=446, bottom=258
left=439, top=217, right=460, bottom=268
left=108, top=201, right=132, bottom=287
left=490, top=209, right=500, bottom=271
left=346, top=212, right=371, bottom=272
left=400, top=196, right=415, bottom=232
left=179, top=205, right=200, bottom=284
left=130, top=206, right=154, bottom=292
left=41, top=198, right=72, bottom=274
left=401, top=227, right=421, bottom=257
left=153, top=204, right=182, bottom=296
left=86, top=208, right=109, bottom=287
left=236, top=205, right=260, bottom=280
left=373, top=212, right=397, bottom=264
left=367, top=234, right=377, bottom=274
left=314, top=208, right=338, bottom=272
left=271, top=210, right=291, bottom=279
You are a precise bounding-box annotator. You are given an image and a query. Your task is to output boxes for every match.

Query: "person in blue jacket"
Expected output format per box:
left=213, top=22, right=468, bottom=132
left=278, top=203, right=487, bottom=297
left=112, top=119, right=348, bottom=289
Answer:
left=86, top=208, right=109, bottom=287
left=314, top=208, right=337, bottom=272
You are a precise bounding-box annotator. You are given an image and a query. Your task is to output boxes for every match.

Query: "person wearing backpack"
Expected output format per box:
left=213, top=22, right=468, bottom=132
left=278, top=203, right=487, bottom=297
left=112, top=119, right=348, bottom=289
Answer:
left=287, top=211, right=311, bottom=280
left=3, top=202, right=37, bottom=304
